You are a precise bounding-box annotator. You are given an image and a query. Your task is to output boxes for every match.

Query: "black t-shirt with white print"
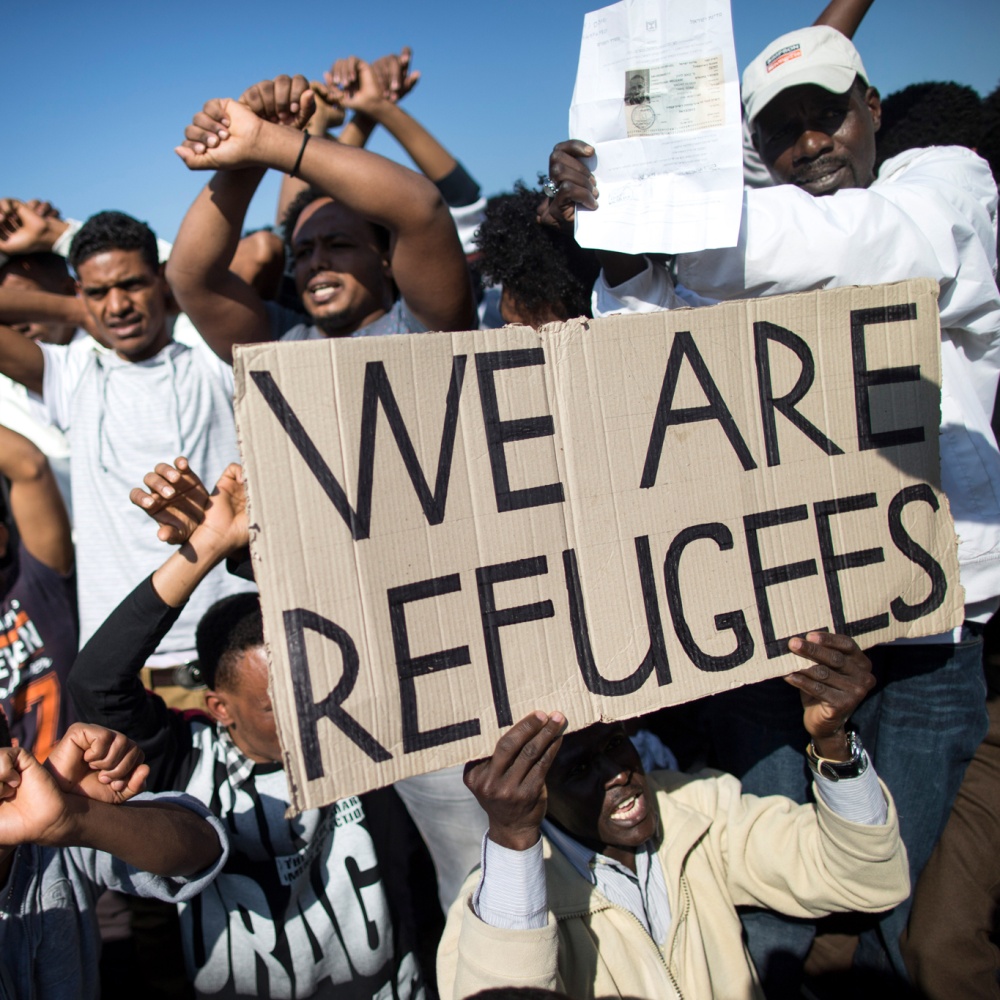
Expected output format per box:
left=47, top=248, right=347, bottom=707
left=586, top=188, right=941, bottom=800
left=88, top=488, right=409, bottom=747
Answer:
left=68, top=576, right=423, bottom=1000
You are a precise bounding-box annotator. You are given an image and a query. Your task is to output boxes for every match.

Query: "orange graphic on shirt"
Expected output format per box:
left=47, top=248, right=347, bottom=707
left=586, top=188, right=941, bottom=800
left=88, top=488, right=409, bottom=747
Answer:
left=12, top=672, right=60, bottom=761
left=0, top=610, right=29, bottom=649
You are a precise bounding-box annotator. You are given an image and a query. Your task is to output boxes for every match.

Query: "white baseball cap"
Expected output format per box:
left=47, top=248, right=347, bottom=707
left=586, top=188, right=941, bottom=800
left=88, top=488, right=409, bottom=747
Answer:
left=742, top=26, right=870, bottom=125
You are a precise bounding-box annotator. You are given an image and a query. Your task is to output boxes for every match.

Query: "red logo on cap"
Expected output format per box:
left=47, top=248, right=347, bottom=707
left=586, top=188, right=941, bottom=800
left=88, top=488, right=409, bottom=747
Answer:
left=766, top=44, right=802, bottom=73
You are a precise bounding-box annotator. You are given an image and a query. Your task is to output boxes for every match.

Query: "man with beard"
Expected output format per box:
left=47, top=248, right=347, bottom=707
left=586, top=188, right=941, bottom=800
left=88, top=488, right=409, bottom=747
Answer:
left=543, top=24, right=1000, bottom=986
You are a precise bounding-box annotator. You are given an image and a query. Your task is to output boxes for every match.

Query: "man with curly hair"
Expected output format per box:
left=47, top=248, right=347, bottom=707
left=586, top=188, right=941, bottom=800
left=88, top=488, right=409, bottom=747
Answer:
left=474, top=184, right=600, bottom=330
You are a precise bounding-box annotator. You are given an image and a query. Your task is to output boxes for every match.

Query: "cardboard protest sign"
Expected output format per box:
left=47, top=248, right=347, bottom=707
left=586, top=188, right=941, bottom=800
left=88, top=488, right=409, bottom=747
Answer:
left=234, top=278, right=961, bottom=813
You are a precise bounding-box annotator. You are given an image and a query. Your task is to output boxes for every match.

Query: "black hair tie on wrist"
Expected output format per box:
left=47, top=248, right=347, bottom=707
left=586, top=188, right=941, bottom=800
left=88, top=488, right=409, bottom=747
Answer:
left=290, top=132, right=311, bottom=179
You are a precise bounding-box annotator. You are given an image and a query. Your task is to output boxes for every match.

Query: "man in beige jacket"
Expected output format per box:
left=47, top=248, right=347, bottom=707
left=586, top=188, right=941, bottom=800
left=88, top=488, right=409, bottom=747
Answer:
left=437, top=632, right=909, bottom=999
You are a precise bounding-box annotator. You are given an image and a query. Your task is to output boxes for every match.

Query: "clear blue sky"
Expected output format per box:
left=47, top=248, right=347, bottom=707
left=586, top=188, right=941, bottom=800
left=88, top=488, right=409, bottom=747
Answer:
left=6, top=0, right=999, bottom=244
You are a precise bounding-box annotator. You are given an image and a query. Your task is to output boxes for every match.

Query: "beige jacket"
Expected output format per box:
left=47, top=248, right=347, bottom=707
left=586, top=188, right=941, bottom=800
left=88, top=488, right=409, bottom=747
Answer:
left=437, top=769, right=909, bottom=1000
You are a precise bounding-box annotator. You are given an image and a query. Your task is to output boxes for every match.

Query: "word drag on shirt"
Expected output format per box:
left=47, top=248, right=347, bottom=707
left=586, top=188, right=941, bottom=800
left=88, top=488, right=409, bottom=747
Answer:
left=181, top=755, right=422, bottom=1000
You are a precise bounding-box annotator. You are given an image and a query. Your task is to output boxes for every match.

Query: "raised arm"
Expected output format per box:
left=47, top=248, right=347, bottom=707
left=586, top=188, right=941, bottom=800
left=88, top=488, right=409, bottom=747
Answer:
left=167, top=75, right=315, bottom=363
left=341, top=49, right=484, bottom=261
left=0, top=424, right=72, bottom=575
left=176, top=82, right=476, bottom=334
left=67, top=460, right=248, bottom=786
left=812, top=0, right=875, bottom=37
left=275, top=79, right=351, bottom=227
left=0, top=730, right=221, bottom=877
left=275, top=48, right=417, bottom=226
left=0, top=199, right=70, bottom=258
left=139, top=459, right=249, bottom=607
left=340, top=50, right=460, bottom=185
left=0, top=324, right=46, bottom=395
left=166, top=169, right=271, bottom=363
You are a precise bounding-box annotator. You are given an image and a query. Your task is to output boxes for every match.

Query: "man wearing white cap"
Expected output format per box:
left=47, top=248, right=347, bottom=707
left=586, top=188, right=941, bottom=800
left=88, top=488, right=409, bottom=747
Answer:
left=544, top=22, right=1000, bottom=993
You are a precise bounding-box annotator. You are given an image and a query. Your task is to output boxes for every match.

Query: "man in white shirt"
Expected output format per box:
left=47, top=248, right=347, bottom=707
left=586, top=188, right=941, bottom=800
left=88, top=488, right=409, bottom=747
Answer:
left=542, top=23, right=1000, bottom=989
left=438, top=632, right=908, bottom=1000
left=0, top=210, right=253, bottom=685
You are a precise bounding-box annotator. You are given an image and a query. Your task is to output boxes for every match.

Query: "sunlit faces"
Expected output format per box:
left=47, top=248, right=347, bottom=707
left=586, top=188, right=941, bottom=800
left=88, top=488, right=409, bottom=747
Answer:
left=205, top=646, right=281, bottom=765
left=290, top=198, right=394, bottom=337
left=75, top=249, right=171, bottom=361
left=753, top=81, right=881, bottom=196
left=545, top=723, right=658, bottom=872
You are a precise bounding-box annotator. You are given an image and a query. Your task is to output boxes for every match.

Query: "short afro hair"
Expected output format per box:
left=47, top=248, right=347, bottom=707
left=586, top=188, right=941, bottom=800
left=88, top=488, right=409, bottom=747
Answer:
left=69, top=211, right=160, bottom=274
left=474, top=182, right=600, bottom=323
left=876, top=81, right=983, bottom=170
left=282, top=186, right=390, bottom=256
left=195, top=593, right=264, bottom=692
left=979, top=80, right=1000, bottom=185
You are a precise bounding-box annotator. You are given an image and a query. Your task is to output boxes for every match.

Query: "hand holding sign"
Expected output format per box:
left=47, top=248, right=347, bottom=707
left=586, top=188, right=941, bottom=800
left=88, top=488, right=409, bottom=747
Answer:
left=234, top=280, right=960, bottom=811
left=464, top=710, right=566, bottom=852
left=785, top=631, right=875, bottom=760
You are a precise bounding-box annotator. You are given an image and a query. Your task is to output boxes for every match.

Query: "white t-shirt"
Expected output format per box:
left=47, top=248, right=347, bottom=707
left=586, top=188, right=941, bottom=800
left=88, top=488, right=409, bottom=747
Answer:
left=39, top=335, right=255, bottom=657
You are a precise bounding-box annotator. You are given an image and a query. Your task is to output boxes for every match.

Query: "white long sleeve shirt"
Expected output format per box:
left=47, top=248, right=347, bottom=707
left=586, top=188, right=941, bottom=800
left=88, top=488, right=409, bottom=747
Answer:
left=594, top=147, right=1000, bottom=613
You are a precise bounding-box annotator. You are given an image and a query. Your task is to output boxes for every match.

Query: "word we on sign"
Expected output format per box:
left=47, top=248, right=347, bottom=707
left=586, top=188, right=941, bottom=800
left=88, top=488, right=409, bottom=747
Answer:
left=234, top=279, right=961, bottom=812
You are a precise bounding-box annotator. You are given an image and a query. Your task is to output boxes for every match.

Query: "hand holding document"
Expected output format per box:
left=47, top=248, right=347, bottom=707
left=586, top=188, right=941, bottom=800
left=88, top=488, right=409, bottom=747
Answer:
left=569, top=0, right=744, bottom=255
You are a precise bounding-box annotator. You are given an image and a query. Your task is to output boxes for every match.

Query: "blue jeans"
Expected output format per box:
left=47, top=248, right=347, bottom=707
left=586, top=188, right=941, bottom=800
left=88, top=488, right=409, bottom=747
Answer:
left=707, top=626, right=987, bottom=996
left=852, top=628, right=988, bottom=977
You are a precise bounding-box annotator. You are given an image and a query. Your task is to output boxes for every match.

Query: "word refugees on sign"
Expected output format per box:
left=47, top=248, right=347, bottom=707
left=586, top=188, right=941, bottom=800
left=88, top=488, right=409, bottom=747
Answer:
left=234, top=279, right=962, bottom=812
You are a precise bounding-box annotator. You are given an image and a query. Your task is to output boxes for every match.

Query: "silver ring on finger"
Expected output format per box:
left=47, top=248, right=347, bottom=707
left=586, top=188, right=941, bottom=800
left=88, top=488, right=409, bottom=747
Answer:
left=541, top=177, right=560, bottom=199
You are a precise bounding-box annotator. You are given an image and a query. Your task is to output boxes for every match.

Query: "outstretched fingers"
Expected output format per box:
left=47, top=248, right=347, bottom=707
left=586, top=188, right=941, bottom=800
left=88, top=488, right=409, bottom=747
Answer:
left=129, top=456, right=210, bottom=544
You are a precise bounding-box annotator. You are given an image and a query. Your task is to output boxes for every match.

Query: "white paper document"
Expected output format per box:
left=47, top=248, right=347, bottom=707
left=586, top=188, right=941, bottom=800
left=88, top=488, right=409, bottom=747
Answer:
left=569, top=0, right=744, bottom=255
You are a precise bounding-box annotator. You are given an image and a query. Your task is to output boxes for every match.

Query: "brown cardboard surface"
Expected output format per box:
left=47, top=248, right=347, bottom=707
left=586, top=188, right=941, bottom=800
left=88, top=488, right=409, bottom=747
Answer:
left=234, top=279, right=962, bottom=813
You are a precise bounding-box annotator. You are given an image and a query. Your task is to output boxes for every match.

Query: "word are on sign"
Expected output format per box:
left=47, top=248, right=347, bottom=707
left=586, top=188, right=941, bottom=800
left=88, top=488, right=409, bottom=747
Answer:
left=234, top=278, right=961, bottom=813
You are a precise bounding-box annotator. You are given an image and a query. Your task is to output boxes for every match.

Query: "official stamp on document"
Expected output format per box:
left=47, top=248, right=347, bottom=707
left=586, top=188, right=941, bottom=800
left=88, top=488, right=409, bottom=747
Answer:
left=624, top=56, right=726, bottom=137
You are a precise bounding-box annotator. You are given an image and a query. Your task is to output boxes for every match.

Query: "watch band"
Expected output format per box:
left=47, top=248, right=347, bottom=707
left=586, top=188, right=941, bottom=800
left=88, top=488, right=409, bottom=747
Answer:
left=805, top=730, right=869, bottom=782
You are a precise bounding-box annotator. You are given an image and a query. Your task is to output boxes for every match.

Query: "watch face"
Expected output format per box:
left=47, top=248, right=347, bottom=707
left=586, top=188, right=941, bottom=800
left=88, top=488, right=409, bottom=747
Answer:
left=808, top=733, right=869, bottom=782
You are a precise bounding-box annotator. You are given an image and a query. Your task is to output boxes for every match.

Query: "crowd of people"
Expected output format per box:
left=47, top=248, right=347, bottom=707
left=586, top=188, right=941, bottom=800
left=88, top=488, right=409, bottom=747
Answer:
left=0, top=1, right=998, bottom=997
